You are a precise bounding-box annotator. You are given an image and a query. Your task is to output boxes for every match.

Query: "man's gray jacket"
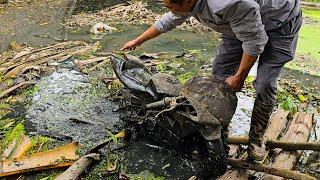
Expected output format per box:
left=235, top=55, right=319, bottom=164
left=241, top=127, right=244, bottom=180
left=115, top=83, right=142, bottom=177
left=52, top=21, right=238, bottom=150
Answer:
left=154, top=0, right=301, bottom=56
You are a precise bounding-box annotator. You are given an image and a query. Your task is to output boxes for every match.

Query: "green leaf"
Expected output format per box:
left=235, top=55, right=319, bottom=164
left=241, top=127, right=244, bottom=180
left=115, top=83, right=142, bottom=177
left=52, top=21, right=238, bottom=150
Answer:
left=245, top=75, right=255, bottom=83
left=178, top=71, right=195, bottom=84
left=108, top=131, right=118, bottom=144
left=156, top=63, right=165, bottom=72
left=280, top=96, right=297, bottom=115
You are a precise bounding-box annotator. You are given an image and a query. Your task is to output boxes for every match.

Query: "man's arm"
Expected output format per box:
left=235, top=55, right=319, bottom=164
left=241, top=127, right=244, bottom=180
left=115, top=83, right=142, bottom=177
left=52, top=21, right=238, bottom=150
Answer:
left=225, top=52, right=258, bottom=91
left=221, top=0, right=268, bottom=90
left=121, top=26, right=161, bottom=51
left=121, top=12, right=189, bottom=51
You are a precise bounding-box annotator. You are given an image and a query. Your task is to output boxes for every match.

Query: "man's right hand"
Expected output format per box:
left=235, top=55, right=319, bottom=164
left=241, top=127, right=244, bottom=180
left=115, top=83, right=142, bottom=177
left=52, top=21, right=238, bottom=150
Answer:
left=121, top=39, right=141, bottom=51
left=120, top=25, right=162, bottom=51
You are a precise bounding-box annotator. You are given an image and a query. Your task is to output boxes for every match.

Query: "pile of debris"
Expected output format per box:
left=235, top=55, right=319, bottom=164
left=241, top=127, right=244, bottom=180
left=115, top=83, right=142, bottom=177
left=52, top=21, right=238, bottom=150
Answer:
left=0, top=41, right=98, bottom=104
left=66, top=1, right=211, bottom=32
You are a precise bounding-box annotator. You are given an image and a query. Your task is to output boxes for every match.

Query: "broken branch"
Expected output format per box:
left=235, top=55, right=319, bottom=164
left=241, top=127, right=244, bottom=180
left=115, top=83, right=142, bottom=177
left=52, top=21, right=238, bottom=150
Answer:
left=55, top=153, right=100, bottom=180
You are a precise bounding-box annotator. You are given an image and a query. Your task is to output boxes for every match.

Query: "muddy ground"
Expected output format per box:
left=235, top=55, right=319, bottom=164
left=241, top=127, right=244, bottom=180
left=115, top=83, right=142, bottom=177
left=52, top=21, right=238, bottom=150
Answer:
left=0, top=0, right=319, bottom=179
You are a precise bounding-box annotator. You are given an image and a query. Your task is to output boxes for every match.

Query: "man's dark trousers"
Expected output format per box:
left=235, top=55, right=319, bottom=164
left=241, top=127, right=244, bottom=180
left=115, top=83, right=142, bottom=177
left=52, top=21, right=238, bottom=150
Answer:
left=213, top=12, right=302, bottom=105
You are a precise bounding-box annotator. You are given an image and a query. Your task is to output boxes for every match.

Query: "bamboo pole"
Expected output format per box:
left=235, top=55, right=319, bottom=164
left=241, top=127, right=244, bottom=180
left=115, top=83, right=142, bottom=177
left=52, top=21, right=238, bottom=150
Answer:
left=227, top=136, right=320, bottom=151
left=227, top=158, right=316, bottom=180
left=55, top=153, right=100, bottom=180
left=265, top=140, right=320, bottom=151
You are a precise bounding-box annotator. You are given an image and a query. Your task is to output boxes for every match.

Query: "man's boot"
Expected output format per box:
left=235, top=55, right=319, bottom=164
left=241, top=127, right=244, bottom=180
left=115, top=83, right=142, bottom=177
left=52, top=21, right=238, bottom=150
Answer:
left=247, top=99, right=275, bottom=162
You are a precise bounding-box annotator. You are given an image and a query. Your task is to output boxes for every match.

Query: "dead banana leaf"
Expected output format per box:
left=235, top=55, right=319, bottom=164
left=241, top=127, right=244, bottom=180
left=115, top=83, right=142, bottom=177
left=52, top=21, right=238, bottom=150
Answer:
left=74, top=56, right=110, bottom=69
left=10, top=135, right=32, bottom=159
left=0, top=81, right=37, bottom=99
left=0, top=142, right=79, bottom=177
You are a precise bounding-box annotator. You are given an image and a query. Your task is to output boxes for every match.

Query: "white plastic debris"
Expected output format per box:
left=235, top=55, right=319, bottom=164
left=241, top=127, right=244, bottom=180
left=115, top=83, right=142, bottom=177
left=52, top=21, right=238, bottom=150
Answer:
left=89, top=22, right=117, bottom=35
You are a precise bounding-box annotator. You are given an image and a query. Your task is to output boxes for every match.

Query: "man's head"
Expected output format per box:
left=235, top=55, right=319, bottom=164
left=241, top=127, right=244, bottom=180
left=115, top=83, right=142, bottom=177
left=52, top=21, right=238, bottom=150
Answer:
left=163, top=0, right=197, bottom=15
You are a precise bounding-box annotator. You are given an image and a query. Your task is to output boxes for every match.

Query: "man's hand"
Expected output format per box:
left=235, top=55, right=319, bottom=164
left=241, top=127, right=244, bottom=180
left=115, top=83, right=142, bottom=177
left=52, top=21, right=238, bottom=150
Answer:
left=121, top=39, right=140, bottom=51
left=225, top=75, right=244, bottom=91
left=120, top=25, right=161, bottom=51
left=225, top=51, right=258, bottom=91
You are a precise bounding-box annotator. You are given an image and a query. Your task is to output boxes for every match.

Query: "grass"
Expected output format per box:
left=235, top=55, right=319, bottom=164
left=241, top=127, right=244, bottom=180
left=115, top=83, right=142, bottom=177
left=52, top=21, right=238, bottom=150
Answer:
left=297, top=25, right=320, bottom=61
left=286, top=8, right=320, bottom=75
left=0, top=121, right=25, bottom=154
left=303, top=0, right=320, bottom=2
left=303, top=8, right=320, bottom=20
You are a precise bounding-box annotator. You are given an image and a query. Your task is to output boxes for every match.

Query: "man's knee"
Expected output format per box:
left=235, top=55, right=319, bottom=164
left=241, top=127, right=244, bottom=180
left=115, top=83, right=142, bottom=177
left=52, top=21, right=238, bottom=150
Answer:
left=254, top=79, right=277, bottom=104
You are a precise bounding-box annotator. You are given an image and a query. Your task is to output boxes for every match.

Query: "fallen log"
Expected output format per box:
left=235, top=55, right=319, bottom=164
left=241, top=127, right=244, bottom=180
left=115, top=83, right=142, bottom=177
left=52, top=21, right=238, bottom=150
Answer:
left=0, top=81, right=37, bottom=99
left=0, top=142, right=79, bottom=177
left=218, top=108, right=290, bottom=180
left=262, top=112, right=313, bottom=180
left=55, top=153, right=100, bottom=180
left=227, top=158, right=316, bottom=180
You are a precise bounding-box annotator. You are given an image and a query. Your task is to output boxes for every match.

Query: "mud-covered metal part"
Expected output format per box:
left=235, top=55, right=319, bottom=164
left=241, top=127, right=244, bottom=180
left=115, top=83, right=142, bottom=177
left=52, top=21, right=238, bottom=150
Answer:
left=183, top=75, right=238, bottom=140
left=118, top=88, right=228, bottom=178
left=111, top=55, right=159, bottom=100
left=151, top=73, right=182, bottom=97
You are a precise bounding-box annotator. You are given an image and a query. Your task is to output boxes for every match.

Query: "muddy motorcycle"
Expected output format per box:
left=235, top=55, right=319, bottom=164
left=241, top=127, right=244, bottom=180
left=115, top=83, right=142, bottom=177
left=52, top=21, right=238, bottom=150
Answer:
left=111, top=55, right=237, bottom=178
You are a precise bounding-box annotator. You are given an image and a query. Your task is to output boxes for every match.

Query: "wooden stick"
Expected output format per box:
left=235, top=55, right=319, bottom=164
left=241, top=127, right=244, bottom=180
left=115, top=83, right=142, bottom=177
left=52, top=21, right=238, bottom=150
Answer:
left=55, top=153, right=100, bottom=180
left=227, top=136, right=320, bottom=151
left=227, top=158, right=316, bottom=180
left=56, top=131, right=125, bottom=179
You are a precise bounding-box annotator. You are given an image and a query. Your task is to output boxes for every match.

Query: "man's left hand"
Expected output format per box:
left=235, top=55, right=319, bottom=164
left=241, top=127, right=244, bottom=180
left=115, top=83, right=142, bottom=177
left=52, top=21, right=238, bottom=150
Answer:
left=225, top=75, right=244, bottom=91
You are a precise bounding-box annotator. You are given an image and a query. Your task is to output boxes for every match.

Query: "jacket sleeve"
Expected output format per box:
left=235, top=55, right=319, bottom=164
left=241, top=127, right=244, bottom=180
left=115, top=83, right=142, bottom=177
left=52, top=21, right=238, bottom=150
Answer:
left=222, top=0, right=268, bottom=56
left=154, top=11, right=190, bottom=33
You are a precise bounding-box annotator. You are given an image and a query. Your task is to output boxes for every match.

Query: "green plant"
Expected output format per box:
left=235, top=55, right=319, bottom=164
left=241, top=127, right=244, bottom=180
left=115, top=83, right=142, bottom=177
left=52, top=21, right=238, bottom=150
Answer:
left=280, top=96, right=298, bottom=116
